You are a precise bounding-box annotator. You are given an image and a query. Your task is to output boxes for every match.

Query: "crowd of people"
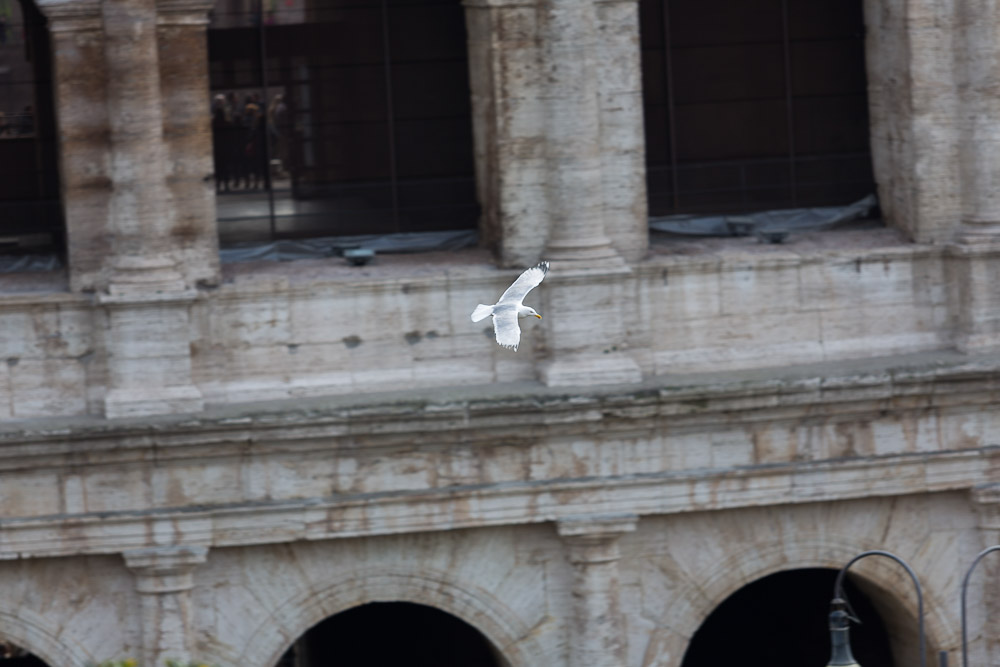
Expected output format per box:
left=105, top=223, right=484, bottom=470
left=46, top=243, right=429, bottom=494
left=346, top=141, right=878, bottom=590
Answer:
left=211, top=92, right=287, bottom=193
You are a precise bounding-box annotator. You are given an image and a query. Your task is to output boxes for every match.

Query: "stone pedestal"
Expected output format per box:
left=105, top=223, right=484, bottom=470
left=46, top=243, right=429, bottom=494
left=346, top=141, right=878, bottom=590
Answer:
left=557, top=515, right=636, bottom=667
left=538, top=263, right=641, bottom=386
left=124, top=546, right=208, bottom=667
left=100, top=286, right=203, bottom=419
left=946, top=244, right=1000, bottom=353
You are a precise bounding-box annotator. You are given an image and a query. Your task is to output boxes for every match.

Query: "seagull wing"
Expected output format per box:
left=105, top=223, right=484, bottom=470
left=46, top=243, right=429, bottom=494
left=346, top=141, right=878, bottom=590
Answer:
left=497, top=261, right=549, bottom=306
left=492, top=306, right=521, bottom=350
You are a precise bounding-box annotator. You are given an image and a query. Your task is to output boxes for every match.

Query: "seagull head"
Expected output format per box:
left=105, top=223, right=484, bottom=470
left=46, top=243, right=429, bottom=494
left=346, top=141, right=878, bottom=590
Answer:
left=518, top=305, right=542, bottom=319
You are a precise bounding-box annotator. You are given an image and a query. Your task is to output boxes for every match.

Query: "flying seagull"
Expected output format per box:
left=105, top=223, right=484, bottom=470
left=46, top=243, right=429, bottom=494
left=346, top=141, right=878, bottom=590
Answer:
left=471, top=261, right=549, bottom=351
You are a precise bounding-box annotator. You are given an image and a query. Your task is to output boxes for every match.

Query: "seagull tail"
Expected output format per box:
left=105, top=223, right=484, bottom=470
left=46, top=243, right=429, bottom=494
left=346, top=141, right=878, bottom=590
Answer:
left=471, top=304, right=494, bottom=322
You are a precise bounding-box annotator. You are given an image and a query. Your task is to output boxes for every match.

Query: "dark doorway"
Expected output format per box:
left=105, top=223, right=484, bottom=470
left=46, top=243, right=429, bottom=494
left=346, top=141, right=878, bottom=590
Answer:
left=206, top=0, right=478, bottom=244
left=0, top=0, right=63, bottom=256
left=681, top=568, right=894, bottom=667
left=278, top=601, right=502, bottom=667
left=640, top=0, right=875, bottom=216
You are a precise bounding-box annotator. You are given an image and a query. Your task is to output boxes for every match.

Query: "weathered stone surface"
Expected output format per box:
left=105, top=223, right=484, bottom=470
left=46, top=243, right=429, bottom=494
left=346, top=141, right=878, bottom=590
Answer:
left=3, top=0, right=1000, bottom=664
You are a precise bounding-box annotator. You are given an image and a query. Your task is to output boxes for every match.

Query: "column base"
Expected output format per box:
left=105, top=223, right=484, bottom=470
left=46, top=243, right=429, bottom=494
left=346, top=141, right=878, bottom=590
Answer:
left=105, top=385, right=204, bottom=419
left=540, top=352, right=641, bottom=387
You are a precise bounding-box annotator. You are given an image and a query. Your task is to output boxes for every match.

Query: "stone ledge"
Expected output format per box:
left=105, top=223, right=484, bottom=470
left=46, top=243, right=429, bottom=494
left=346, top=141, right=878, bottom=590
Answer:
left=0, top=348, right=995, bottom=448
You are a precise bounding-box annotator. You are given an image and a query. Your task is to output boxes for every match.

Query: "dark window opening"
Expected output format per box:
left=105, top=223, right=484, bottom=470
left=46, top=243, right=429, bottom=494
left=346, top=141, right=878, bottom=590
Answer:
left=207, top=0, right=479, bottom=245
left=681, top=568, right=895, bottom=667
left=640, top=0, right=875, bottom=216
left=277, top=601, right=503, bottom=667
left=0, top=0, right=63, bottom=257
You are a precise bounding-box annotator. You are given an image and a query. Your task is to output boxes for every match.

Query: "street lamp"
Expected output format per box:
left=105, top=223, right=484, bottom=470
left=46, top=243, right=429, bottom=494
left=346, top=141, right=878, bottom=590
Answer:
left=960, top=545, right=1000, bottom=667
left=826, top=550, right=927, bottom=667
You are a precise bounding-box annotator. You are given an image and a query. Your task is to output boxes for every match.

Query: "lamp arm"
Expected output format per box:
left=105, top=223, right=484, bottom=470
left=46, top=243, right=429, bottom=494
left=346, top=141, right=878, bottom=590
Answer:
left=832, top=550, right=926, bottom=667
left=960, top=545, right=1000, bottom=667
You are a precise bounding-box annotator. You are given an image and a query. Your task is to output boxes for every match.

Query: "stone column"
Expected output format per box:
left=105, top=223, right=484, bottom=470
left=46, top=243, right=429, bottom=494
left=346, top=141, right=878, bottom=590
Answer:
left=534, top=0, right=640, bottom=386
left=157, top=0, right=221, bottom=288
left=124, top=546, right=208, bottom=667
left=594, top=0, right=647, bottom=264
left=955, top=0, right=1000, bottom=242
left=944, top=0, right=1000, bottom=354
left=539, top=0, right=619, bottom=268
left=103, top=0, right=186, bottom=293
left=35, top=0, right=113, bottom=292
left=463, top=0, right=549, bottom=267
left=556, top=515, right=636, bottom=667
left=864, top=0, right=960, bottom=244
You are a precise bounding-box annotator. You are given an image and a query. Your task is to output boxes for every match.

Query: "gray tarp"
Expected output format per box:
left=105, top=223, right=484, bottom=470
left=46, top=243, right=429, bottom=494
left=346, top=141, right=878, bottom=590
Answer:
left=219, top=229, right=479, bottom=263
left=648, top=194, right=878, bottom=238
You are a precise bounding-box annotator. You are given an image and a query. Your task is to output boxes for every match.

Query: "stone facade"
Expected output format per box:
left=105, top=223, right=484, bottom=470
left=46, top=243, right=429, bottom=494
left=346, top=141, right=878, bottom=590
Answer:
left=2, top=0, right=1000, bottom=665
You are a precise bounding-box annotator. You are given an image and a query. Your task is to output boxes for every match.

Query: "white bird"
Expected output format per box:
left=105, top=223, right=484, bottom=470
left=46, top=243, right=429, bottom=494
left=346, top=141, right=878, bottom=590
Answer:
left=471, top=261, right=549, bottom=351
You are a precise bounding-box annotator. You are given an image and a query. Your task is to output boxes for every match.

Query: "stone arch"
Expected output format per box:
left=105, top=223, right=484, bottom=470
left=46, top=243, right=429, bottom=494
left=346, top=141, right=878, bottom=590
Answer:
left=641, top=534, right=955, bottom=666
left=233, top=568, right=553, bottom=667
left=0, top=606, right=93, bottom=667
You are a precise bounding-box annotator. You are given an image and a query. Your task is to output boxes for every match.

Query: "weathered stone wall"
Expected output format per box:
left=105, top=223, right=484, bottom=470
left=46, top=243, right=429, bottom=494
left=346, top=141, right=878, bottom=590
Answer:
left=2, top=0, right=1000, bottom=664
left=0, top=495, right=985, bottom=666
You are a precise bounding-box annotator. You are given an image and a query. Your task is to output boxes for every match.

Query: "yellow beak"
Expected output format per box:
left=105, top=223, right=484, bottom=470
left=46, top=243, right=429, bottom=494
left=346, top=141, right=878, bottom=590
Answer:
left=534, top=314, right=542, bottom=319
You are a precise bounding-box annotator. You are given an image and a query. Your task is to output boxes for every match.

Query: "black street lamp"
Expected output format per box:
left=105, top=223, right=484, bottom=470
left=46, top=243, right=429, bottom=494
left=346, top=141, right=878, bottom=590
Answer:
left=960, top=545, right=1000, bottom=667
left=826, top=550, right=927, bottom=667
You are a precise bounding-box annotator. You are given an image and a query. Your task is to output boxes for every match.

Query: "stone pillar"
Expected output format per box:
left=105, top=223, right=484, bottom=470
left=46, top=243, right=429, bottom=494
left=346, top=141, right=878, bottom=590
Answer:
left=955, top=0, right=1000, bottom=242
left=124, top=545, right=208, bottom=667
left=556, top=515, right=636, bottom=667
left=967, top=486, right=1000, bottom=666
left=594, top=0, right=647, bottom=264
left=157, top=0, right=221, bottom=288
left=35, top=0, right=113, bottom=292
left=534, top=0, right=640, bottom=386
left=463, top=0, right=549, bottom=267
left=944, top=0, right=1000, bottom=354
left=95, top=0, right=204, bottom=418
left=539, top=0, right=619, bottom=268
left=864, top=0, right=960, bottom=244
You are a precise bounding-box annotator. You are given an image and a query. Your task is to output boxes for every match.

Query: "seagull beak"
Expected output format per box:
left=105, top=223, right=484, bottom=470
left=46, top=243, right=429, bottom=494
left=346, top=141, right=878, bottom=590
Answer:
left=534, top=314, right=542, bottom=319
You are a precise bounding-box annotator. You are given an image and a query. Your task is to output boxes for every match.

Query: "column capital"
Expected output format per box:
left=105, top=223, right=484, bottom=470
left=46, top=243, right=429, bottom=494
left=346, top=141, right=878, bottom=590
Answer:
left=557, top=514, right=637, bottom=563
left=124, top=545, right=209, bottom=594
left=157, top=0, right=215, bottom=25
left=36, top=0, right=102, bottom=31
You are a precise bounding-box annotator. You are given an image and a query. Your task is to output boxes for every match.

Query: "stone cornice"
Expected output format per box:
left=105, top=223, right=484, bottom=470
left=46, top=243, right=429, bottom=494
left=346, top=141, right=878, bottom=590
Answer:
left=0, top=447, right=991, bottom=559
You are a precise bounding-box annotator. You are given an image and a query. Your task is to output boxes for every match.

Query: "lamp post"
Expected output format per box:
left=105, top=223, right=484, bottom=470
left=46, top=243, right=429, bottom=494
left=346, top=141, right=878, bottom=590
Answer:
left=826, top=550, right=927, bottom=667
left=960, top=545, right=1000, bottom=667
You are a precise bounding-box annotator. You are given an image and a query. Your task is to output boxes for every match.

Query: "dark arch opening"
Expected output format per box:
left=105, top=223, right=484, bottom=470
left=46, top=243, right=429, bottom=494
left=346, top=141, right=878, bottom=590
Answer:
left=681, top=568, right=895, bottom=667
left=277, top=601, right=503, bottom=667
left=0, top=640, right=49, bottom=667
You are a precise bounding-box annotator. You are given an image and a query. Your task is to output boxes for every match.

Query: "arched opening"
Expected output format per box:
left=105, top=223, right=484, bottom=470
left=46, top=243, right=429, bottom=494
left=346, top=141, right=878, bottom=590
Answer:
left=0, top=640, right=49, bottom=667
left=276, top=601, right=505, bottom=667
left=681, top=568, right=895, bottom=666
left=0, top=0, right=62, bottom=259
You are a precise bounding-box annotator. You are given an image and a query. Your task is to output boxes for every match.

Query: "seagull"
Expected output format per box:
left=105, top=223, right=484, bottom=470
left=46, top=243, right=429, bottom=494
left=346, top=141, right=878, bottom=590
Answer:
left=471, top=261, right=549, bottom=350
